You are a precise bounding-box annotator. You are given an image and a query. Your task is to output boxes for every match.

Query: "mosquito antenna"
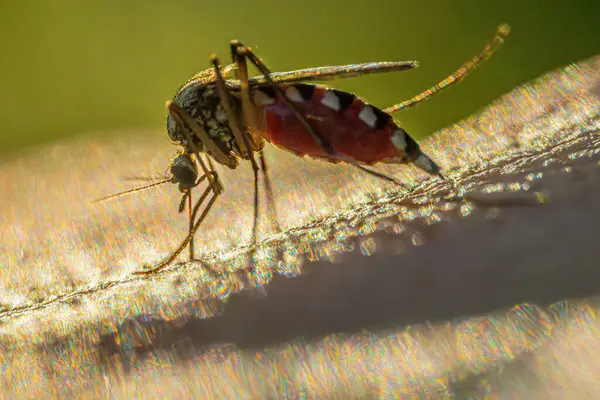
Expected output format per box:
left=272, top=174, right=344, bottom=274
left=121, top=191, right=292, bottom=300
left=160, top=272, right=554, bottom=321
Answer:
left=352, top=163, right=408, bottom=188
left=92, top=178, right=171, bottom=203
left=206, top=154, right=217, bottom=175
left=383, top=24, right=511, bottom=114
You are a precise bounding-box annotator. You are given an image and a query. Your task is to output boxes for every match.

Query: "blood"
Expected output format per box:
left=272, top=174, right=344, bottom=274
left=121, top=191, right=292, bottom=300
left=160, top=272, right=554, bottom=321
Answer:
left=260, top=85, right=402, bottom=165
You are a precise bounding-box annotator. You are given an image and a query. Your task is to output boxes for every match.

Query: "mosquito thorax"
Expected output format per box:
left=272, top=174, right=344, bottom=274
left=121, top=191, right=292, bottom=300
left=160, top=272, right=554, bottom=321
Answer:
left=169, top=154, right=198, bottom=193
left=167, top=82, right=243, bottom=156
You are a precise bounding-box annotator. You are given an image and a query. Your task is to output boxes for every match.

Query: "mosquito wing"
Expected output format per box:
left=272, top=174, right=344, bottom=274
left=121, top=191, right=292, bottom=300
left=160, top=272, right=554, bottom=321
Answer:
left=239, top=61, right=419, bottom=87
left=179, top=61, right=418, bottom=92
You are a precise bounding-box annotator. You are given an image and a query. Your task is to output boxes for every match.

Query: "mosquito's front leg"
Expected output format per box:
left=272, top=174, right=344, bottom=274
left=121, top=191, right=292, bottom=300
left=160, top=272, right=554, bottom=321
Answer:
left=136, top=103, right=229, bottom=275
left=135, top=182, right=220, bottom=275
left=210, top=55, right=259, bottom=163
left=178, top=189, right=195, bottom=261
left=170, top=107, right=224, bottom=264
left=176, top=169, right=219, bottom=262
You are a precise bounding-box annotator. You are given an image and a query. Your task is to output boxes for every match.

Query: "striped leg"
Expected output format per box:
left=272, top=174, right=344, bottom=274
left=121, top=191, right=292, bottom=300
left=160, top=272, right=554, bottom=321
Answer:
left=383, top=25, right=511, bottom=113
left=226, top=44, right=285, bottom=278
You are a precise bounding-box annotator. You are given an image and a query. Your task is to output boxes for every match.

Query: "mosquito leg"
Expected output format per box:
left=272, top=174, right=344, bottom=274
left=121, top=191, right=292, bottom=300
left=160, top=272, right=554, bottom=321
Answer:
left=214, top=52, right=261, bottom=238
left=189, top=177, right=214, bottom=221
left=140, top=101, right=228, bottom=274
left=201, top=155, right=224, bottom=195
left=175, top=161, right=218, bottom=264
left=188, top=189, right=194, bottom=261
left=383, top=24, right=511, bottom=114
left=186, top=157, right=222, bottom=265
left=257, top=149, right=295, bottom=278
left=354, top=164, right=408, bottom=187
left=176, top=190, right=195, bottom=261
left=251, top=167, right=260, bottom=249
left=210, top=55, right=260, bottom=162
left=258, top=151, right=281, bottom=234
left=135, top=184, right=219, bottom=275
left=228, top=42, right=284, bottom=279
left=201, top=49, right=265, bottom=280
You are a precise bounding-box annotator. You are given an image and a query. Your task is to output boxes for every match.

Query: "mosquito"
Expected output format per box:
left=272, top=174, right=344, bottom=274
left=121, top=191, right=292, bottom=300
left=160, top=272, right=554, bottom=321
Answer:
left=98, top=24, right=510, bottom=275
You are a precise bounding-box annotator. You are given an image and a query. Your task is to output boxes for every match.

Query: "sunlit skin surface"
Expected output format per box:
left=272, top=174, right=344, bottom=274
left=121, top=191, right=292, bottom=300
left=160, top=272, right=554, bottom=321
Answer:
left=0, top=58, right=599, bottom=397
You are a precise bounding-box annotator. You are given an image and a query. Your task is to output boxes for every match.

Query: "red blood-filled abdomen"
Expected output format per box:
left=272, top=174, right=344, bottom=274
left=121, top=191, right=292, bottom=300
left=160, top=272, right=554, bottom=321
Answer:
left=259, top=85, right=402, bottom=165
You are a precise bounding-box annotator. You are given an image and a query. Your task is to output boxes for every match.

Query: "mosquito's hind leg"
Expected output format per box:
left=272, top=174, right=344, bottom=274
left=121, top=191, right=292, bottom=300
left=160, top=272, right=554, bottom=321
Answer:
left=383, top=24, right=511, bottom=113
left=228, top=44, right=284, bottom=225
left=257, top=150, right=281, bottom=233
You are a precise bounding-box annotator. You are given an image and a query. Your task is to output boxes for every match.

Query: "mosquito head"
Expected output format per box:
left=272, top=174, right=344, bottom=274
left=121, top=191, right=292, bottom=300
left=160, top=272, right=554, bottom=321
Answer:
left=169, top=153, right=198, bottom=193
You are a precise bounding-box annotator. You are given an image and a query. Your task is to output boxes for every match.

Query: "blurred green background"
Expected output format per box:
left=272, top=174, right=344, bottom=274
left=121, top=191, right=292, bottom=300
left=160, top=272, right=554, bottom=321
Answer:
left=1, top=0, right=598, bottom=157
